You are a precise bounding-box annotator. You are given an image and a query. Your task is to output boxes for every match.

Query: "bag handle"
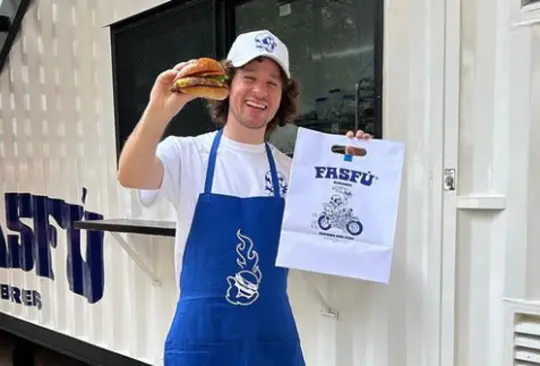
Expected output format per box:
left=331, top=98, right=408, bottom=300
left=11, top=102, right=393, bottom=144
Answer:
left=330, top=136, right=370, bottom=161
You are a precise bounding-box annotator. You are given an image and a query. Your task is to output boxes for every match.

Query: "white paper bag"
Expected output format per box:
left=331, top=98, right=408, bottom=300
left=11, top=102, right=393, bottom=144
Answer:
left=276, top=127, right=405, bottom=283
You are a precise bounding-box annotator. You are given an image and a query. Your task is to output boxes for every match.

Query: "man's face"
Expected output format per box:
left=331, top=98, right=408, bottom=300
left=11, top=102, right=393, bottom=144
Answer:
left=228, top=57, right=284, bottom=131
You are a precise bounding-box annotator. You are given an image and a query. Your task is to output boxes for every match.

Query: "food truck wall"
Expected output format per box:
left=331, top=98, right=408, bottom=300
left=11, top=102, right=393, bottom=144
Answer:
left=1, top=0, right=539, bottom=365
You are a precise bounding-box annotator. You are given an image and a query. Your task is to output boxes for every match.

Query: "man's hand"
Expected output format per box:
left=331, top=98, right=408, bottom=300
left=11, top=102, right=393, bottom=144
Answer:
left=149, top=60, right=198, bottom=120
left=117, top=60, right=200, bottom=189
left=342, top=130, right=371, bottom=157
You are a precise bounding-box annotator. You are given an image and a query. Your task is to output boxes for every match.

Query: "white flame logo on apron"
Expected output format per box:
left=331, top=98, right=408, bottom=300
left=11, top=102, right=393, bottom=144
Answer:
left=225, top=230, right=262, bottom=306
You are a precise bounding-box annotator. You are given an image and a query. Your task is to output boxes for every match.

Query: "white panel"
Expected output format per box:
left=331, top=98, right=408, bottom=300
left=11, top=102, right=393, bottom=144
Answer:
left=455, top=0, right=540, bottom=363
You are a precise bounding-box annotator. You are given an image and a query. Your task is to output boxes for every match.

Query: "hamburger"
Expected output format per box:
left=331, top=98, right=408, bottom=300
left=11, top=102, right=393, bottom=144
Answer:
left=170, top=57, right=229, bottom=100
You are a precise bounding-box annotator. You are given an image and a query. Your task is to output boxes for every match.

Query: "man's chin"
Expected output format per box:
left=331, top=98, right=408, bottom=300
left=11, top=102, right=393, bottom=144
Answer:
left=239, top=119, right=269, bottom=130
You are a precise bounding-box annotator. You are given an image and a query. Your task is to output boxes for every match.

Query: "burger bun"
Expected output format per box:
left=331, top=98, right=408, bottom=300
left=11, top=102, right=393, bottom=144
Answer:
left=178, top=86, right=229, bottom=101
left=171, top=57, right=229, bottom=101
left=177, top=58, right=225, bottom=79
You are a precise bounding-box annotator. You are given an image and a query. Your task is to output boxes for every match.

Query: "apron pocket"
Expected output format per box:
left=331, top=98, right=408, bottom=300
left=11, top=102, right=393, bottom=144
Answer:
left=249, top=341, right=305, bottom=366
left=164, top=350, right=210, bottom=366
left=164, top=342, right=242, bottom=366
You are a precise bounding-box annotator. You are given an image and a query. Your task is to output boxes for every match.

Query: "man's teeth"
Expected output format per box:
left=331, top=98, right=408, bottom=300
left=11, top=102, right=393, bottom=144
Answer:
left=246, top=101, right=267, bottom=110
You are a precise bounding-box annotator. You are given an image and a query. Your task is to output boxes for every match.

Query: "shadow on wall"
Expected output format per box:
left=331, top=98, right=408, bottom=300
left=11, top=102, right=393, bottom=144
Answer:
left=0, top=329, right=90, bottom=366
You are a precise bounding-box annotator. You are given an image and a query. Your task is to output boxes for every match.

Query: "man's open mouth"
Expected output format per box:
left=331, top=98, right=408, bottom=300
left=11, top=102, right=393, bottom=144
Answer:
left=245, top=100, right=268, bottom=110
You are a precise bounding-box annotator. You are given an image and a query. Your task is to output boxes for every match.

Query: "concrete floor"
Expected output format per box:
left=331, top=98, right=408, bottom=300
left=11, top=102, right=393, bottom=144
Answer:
left=0, top=330, right=89, bottom=366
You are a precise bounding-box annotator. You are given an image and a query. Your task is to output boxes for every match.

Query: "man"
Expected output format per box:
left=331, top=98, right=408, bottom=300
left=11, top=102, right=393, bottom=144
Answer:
left=117, top=29, right=370, bottom=366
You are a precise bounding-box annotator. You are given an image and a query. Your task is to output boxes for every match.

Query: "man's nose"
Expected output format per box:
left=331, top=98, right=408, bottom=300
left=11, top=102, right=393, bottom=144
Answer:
left=251, top=82, right=269, bottom=98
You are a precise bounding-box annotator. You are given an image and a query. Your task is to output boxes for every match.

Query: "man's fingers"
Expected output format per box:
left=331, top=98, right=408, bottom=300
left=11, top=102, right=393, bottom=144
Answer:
left=345, top=130, right=372, bottom=141
left=173, top=59, right=196, bottom=71
left=157, top=59, right=198, bottom=86
left=173, top=63, right=185, bottom=71
left=156, top=69, right=179, bottom=85
left=155, top=60, right=197, bottom=84
left=355, top=130, right=372, bottom=140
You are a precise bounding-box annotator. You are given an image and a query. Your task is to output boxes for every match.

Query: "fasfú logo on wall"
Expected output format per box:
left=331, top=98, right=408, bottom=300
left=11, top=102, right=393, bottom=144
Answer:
left=0, top=188, right=105, bottom=309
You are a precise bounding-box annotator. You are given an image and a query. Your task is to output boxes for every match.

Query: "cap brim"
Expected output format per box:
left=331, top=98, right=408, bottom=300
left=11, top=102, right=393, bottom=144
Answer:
left=230, top=52, right=291, bottom=79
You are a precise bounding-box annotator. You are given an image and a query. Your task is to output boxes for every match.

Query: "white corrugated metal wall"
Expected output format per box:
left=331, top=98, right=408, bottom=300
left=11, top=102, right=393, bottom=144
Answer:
left=0, top=1, right=178, bottom=364
left=2, top=0, right=539, bottom=365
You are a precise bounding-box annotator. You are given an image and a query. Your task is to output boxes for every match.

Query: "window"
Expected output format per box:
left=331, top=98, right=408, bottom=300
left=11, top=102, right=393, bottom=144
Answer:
left=232, top=0, right=384, bottom=155
left=110, top=0, right=383, bottom=159
left=110, top=0, right=219, bottom=163
left=513, top=0, right=540, bottom=27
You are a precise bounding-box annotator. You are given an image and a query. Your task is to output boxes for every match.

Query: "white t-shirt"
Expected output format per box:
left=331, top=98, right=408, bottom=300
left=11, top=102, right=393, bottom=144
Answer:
left=137, top=131, right=292, bottom=283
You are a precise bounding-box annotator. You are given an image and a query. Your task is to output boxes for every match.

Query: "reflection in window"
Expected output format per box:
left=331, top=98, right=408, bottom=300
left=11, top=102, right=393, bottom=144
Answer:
left=235, top=0, right=380, bottom=155
left=0, top=0, right=22, bottom=42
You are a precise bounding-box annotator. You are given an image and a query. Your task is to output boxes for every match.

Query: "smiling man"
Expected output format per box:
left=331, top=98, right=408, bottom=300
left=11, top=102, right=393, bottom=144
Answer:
left=117, top=29, right=370, bottom=366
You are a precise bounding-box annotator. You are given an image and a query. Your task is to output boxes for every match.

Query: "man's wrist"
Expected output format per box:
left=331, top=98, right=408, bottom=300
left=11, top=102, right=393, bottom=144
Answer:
left=143, top=101, right=173, bottom=128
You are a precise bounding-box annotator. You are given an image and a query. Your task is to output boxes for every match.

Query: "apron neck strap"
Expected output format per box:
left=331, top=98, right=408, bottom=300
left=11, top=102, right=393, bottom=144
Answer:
left=204, top=129, right=281, bottom=197
left=265, top=142, right=281, bottom=196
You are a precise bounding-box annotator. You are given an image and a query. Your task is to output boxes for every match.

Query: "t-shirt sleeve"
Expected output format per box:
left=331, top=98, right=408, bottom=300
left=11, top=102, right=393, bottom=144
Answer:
left=137, top=136, right=182, bottom=208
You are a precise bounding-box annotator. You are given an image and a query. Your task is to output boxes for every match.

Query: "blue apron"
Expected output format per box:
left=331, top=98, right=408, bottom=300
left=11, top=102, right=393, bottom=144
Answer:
left=164, top=129, right=306, bottom=366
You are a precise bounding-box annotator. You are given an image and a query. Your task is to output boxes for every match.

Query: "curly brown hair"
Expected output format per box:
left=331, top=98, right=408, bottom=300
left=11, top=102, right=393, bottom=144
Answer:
left=207, top=58, right=301, bottom=136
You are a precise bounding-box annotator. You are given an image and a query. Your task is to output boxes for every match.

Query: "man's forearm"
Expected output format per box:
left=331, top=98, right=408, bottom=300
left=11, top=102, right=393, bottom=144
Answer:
left=117, top=102, right=172, bottom=189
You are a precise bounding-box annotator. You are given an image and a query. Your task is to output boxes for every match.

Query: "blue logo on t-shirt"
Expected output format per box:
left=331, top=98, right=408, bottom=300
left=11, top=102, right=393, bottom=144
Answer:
left=264, top=171, right=288, bottom=197
left=255, top=33, right=277, bottom=53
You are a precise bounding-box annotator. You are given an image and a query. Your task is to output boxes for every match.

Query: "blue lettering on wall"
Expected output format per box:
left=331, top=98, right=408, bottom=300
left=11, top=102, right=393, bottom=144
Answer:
left=314, top=166, right=377, bottom=186
left=0, top=188, right=105, bottom=305
left=0, top=283, right=42, bottom=310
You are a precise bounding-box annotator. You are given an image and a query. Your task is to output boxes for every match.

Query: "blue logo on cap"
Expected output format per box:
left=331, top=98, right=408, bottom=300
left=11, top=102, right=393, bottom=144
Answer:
left=255, top=33, right=277, bottom=53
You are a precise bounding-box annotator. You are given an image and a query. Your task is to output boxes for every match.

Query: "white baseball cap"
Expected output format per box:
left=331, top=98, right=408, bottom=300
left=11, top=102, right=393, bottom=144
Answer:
left=227, top=29, right=291, bottom=79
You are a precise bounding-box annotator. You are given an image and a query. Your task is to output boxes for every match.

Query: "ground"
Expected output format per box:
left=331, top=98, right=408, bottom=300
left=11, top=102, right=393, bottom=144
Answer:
left=0, top=330, right=89, bottom=366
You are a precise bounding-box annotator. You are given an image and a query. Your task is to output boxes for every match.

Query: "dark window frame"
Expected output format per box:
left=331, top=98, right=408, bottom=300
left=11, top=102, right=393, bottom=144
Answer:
left=109, top=0, right=384, bottom=164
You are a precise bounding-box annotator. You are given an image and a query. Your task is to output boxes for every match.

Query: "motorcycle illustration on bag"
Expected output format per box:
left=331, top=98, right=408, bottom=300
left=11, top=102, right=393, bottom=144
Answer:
left=315, top=187, right=364, bottom=236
